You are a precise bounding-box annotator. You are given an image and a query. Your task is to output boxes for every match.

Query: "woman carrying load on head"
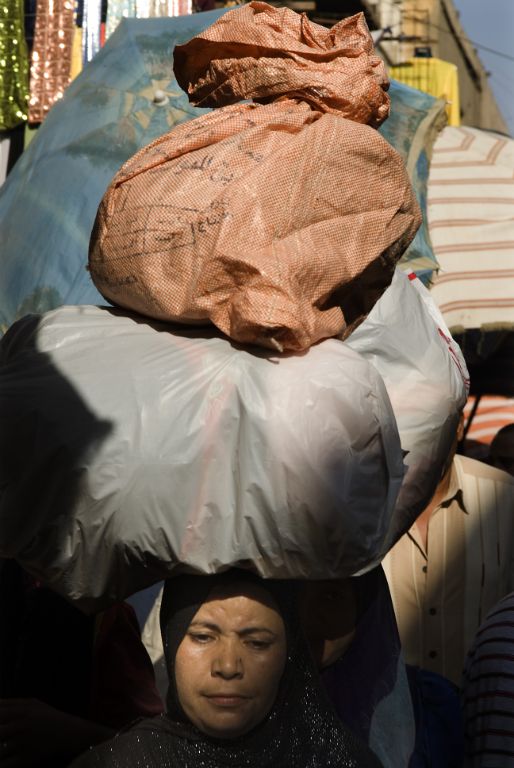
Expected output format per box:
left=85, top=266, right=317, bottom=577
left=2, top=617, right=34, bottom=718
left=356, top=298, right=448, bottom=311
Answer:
left=70, top=569, right=382, bottom=768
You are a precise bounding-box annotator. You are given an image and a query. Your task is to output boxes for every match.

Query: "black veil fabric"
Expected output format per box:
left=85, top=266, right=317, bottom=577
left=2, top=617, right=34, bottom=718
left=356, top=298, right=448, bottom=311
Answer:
left=70, top=571, right=382, bottom=768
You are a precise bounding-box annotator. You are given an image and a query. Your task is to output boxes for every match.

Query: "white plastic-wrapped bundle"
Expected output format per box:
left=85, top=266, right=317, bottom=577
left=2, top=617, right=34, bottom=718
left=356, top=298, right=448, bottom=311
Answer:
left=347, top=269, right=469, bottom=555
left=0, top=307, right=403, bottom=611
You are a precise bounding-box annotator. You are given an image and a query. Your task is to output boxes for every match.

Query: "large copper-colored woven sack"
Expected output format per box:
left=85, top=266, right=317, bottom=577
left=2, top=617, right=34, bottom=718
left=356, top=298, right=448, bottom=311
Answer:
left=89, top=2, right=421, bottom=352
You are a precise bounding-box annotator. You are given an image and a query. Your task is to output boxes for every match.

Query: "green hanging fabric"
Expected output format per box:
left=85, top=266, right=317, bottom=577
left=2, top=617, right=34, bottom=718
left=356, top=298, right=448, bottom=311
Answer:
left=0, top=0, right=29, bottom=130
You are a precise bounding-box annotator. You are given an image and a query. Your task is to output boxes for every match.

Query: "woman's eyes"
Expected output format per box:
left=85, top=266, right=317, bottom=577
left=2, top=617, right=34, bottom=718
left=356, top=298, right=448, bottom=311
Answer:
left=187, top=633, right=271, bottom=650
left=189, top=632, right=214, bottom=644
left=245, top=639, right=272, bottom=651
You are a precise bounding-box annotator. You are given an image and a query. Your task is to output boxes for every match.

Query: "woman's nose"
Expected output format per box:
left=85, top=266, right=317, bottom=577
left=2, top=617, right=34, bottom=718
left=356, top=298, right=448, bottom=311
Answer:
left=212, top=639, right=243, bottom=679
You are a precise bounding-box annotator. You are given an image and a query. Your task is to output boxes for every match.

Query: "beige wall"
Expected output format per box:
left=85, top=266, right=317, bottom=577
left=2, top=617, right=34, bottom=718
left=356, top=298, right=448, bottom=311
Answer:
left=368, top=0, right=508, bottom=134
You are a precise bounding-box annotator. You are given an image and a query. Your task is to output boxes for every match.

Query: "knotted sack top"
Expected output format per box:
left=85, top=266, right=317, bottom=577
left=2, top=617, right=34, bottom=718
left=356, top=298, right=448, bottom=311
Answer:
left=89, top=4, right=420, bottom=352
left=173, top=1, right=390, bottom=126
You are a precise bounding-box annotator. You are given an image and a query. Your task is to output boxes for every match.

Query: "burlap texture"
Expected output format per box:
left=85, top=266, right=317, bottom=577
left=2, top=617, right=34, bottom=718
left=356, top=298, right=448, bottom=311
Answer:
left=89, top=3, right=421, bottom=352
left=173, top=1, right=390, bottom=126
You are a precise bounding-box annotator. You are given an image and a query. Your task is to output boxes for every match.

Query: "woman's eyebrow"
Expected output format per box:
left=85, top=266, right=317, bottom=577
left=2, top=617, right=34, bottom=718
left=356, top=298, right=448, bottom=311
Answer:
left=188, top=621, right=278, bottom=637
left=189, top=620, right=220, bottom=631
left=238, top=627, right=277, bottom=638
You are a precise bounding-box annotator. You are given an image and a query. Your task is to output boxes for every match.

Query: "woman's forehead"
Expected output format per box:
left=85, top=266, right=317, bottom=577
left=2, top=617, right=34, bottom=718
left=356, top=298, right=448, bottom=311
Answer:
left=191, top=584, right=285, bottom=632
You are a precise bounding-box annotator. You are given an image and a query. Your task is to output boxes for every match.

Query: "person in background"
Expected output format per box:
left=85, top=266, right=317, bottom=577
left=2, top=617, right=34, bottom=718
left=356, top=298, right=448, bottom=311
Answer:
left=69, top=570, right=381, bottom=768
left=301, top=565, right=468, bottom=767
left=462, top=590, right=514, bottom=767
left=488, top=423, right=514, bottom=477
left=0, top=560, right=164, bottom=768
left=383, top=415, right=514, bottom=687
left=300, top=567, right=416, bottom=768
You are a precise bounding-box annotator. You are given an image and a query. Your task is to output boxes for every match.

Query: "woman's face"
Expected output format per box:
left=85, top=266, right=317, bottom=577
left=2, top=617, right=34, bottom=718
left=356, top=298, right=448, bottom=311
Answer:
left=174, top=582, right=287, bottom=739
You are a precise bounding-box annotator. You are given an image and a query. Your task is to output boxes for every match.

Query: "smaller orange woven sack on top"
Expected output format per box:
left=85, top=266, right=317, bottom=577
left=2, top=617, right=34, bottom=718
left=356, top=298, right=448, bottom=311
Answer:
left=89, top=1, right=421, bottom=352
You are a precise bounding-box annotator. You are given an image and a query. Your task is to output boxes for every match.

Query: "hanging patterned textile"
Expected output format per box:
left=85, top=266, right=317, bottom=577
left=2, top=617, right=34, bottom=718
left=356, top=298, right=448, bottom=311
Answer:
left=28, top=0, right=75, bottom=123
left=69, top=24, right=83, bottom=80
left=105, top=0, right=191, bottom=42
left=81, top=0, right=102, bottom=62
left=0, top=0, right=29, bottom=129
left=390, top=57, right=460, bottom=127
left=137, top=0, right=192, bottom=16
left=105, top=0, right=136, bottom=40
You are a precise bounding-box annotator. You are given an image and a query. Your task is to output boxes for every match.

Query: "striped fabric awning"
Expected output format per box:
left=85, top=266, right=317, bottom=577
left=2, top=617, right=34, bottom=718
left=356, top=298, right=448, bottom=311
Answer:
left=428, top=125, right=514, bottom=332
left=464, top=395, right=514, bottom=447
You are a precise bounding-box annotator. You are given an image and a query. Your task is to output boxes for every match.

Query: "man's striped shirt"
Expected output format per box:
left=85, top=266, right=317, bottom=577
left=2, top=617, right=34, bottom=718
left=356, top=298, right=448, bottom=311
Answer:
left=463, top=592, right=514, bottom=766
left=383, top=455, right=514, bottom=686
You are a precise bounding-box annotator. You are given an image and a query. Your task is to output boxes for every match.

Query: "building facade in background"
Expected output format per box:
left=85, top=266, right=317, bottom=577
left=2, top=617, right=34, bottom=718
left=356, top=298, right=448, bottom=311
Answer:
left=270, top=0, right=508, bottom=134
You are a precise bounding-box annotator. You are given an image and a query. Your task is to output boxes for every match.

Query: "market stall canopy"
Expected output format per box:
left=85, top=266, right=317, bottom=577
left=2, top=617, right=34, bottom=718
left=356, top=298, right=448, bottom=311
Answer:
left=428, top=126, right=514, bottom=333
left=428, top=125, right=514, bottom=398
left=463, top=394, right=514, bottom=459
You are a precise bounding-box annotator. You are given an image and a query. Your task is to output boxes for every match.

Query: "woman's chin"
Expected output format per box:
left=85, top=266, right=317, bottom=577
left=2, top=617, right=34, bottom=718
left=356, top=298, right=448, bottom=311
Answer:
left=198, top=712, right=256, bottom=740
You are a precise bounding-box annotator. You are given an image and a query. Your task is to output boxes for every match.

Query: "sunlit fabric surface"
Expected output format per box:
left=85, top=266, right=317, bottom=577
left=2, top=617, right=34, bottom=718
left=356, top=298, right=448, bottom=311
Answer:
left=70, top=572, right=382, bottom=768
left=390, top=58, right=460, bottom=127
left=379, top=81, right=446, bottom=285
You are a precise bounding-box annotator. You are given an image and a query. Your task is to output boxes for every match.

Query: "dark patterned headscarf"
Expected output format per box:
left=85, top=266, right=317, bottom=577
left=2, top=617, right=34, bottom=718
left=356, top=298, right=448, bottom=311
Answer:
left=70, top=570, right=382, bottom=768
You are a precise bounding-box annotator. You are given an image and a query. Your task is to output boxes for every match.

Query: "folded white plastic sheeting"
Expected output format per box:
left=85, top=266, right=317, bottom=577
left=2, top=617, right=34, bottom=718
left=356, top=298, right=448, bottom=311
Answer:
left=0, top=307, right=404, bottom=611
left=0, top=269, right=468, bottom=610
left=347, top=269, right=469, bottom=556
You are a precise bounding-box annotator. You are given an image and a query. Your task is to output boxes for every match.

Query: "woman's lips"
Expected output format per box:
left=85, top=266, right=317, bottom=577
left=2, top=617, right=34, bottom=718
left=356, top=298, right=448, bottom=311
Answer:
left=205, top=694, right=249, bottom=707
